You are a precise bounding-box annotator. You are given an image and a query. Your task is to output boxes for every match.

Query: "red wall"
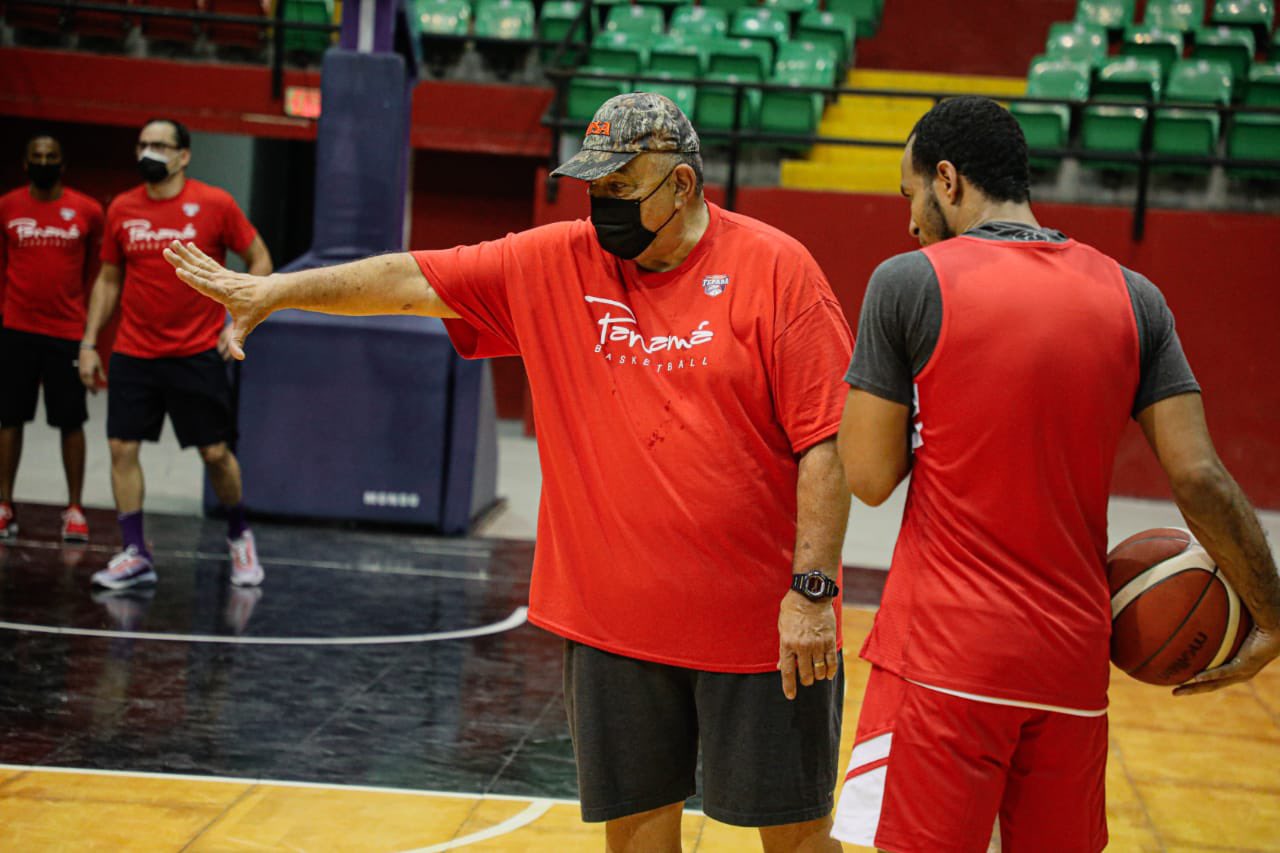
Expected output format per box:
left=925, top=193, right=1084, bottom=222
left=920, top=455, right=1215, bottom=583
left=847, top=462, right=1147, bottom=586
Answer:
left=857, top=0, right=1078, bottom=77
left=533, top=176, right=1280, bottom=509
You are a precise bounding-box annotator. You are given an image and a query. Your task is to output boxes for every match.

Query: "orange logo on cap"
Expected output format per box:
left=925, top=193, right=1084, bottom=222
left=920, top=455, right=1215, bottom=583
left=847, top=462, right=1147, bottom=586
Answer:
left=585, top=121, right=612, bottom=137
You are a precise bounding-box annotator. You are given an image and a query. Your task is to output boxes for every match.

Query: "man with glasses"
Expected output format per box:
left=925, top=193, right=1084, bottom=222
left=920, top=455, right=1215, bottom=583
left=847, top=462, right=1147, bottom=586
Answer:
left=0, top=134, right=103, bottom=542
left=163, top=93, right=854, bottom=851
left=79, top=118, right=273, bottom=590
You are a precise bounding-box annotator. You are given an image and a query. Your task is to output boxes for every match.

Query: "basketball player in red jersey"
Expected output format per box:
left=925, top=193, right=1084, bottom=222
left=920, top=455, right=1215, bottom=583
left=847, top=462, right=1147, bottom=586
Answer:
left=163, top=93, right=854, bottom=852
left=0, top=135, right=103, bottom=542
left=833, top=97, right=1280, bottom=852
left=79, top=118, right=273, bottom=591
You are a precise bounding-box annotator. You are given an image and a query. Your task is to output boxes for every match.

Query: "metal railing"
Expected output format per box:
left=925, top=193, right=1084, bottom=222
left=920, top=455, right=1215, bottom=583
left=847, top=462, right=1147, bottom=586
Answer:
left=541, top=67, right=1280, bottom=241
left=4, top=0, right=340, bottom=98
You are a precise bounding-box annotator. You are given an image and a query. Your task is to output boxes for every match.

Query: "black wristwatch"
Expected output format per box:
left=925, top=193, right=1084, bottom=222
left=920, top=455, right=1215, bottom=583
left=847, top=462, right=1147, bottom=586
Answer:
left=791, top=570, right=840, bottom=602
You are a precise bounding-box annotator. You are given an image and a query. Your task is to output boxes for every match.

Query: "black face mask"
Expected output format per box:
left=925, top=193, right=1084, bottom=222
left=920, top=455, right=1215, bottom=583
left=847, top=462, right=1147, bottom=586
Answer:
left=27, top=162, right=62, bottom=190
left=137, top=153, right=172, bottom=184
left=590, top=167, right=680, bottom=260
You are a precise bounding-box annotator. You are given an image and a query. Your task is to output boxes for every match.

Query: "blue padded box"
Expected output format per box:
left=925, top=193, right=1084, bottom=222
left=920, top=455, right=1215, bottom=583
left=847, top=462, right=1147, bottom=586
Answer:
left=206, top=311, right=498, bottom=534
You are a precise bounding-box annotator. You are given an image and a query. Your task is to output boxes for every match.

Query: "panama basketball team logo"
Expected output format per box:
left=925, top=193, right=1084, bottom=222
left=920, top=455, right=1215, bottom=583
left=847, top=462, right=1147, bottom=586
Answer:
left=702, top=274, right=729, bottom=297
left=183, top=203, right=200, bottom=217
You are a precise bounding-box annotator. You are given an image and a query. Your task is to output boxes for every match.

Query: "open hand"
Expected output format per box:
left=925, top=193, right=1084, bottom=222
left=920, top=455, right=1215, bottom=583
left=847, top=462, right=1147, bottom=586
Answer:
left=164, top=240, right=271, bottom=361
left=1173, top=623, right=1280, bottom=696
left=778, top=590, right=840, bottom=700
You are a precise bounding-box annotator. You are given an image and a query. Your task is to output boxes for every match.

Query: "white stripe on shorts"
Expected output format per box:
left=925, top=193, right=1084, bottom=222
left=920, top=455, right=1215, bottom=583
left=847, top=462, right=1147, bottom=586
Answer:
left=831, top=731, right=892, bottom=846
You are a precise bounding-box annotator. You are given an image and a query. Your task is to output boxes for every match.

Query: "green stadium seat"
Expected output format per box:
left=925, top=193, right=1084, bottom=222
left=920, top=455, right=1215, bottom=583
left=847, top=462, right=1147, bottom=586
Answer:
left=647, top=35, right=706, bottom=77
left=1153, top=59, right=1233, bottom=170
left=1209, top=0, right=1274, bottom=35
left=540, top=1, right=587, bottom=66
left=644, top=72, right=698, bottom=115
left=1010, top=56, right=1091, bottom=163
left=1191, top=26, right=1256, bottom=88
left=1121, top=24, right=1185, bottom=80
left=567, top=67, right=630, bottom=120
left=416, top=0, right=469, bottom=34
left=729, top=7, right=790, bottom=63
left=696, top=72, right=762, bottom=131
left=700, top=0, right=758, bottom=12
left=606, top=4, right=665, bottom=37
left=1244, top=62, right=1280, bottom=105
left=826, top=0, right=879, bottom=37
left=1075, top=0, right=1136, bottom=32
left=708, top=37, right=774, bottom=80
left=669, top=5, right=729, bottom=39
left=795, top=10, right=856, bottom=67
left=1272, top=29, right=1280, bottom=59
left=416, top=0, right=470, bottom=75
left=1227, top=113, right=1280, bottom=177
left=635, top=0, right=685, bottom=9
left=760, top=41, right=838, bottom=138
left=474, top=0, right=534, bottom=38
left=589, top=30, right=652, bottom=73
left=1081, top=57, right=1164, bottom=169
left=1144, top=0, right=1205, bottom=32
left=282, top=0, right=333, bottom=56
left=763, top=0, right=820, bottom=14
left=1046, top=21, right=1109, bottom=66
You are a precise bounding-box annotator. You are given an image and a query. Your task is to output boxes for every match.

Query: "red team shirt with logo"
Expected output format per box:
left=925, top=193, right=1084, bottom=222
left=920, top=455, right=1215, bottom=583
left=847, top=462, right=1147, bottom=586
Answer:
left=413, top=205, right=853, bottom=672
left=102, top=179, right=257, bottom=358
left=0, top=187, right=104, bottom=340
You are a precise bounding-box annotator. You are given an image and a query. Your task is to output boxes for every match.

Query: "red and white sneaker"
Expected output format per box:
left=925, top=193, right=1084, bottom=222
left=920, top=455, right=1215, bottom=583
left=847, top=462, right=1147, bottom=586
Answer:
left=228, top=530, right=264, bottom=587
left=91, top=546, right=157, bottom=590
left=61, top=505, right=90, bottom=542
left=0, top=502, right=17, bottom=540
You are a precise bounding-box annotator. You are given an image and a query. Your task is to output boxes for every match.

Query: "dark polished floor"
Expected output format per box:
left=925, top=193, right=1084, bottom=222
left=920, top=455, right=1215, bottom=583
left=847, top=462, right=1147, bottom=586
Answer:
left=0, top=503, right=885, bottom=804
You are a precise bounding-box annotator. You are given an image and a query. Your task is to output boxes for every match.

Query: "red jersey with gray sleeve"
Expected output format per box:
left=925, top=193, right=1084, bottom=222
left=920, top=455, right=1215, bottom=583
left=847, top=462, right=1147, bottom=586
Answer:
left=102, top=179, right=257, bottom=359
left=411, top=204, right=854, bottom=672
left=847, top=222, right=1197, bottom=710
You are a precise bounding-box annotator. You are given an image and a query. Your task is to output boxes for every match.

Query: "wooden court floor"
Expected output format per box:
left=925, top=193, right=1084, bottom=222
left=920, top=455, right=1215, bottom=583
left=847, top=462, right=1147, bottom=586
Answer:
left=3, top=606, right=1279, bottom=852
left=1, top=505, right=1278, bottom=851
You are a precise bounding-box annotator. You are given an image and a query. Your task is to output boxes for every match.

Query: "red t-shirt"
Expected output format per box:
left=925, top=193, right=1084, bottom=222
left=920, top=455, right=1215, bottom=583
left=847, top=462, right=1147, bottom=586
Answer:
left=102, top=179, right=257, bottom=358
left=861, top=236, right=1140, bottom=710
left=0, top=186, right=103, bottom=340
left=413, top=204, right=854, bottom=672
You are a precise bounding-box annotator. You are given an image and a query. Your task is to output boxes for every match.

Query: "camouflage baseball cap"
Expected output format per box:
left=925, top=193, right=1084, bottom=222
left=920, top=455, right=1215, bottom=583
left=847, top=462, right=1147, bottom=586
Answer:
left=551, top=92, right=701, bottom=182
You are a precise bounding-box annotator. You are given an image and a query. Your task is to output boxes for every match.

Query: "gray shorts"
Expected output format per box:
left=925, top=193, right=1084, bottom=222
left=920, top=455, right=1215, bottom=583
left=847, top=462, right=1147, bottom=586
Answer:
left=563, top=639, right=843, bottom=827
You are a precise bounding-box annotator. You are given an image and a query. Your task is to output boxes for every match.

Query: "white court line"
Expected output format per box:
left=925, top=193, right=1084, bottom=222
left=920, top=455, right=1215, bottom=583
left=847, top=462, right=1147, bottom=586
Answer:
left=400, top=799, right=554, bottom=853
left=0, top=607, right=528, bottom=646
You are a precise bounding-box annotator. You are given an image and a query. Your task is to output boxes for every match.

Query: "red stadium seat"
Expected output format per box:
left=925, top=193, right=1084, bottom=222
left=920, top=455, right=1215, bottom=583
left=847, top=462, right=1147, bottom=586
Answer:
left=208, top=0, right=269, bottom=54
left=72, top=0, right=138, bottom=44
left=141, top=0, right=202, bottom=45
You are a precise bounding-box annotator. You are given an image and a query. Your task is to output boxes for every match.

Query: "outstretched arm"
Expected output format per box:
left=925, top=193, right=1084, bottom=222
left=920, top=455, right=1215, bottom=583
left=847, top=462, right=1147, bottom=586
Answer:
left=164, top=241, right=458, bottom=360
left=1137, top=392, right=1280, bottom=695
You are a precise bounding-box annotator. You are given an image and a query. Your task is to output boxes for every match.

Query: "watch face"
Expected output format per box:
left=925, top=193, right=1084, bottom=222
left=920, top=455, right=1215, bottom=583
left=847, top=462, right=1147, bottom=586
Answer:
left=803, top=574, right=827, bottom=596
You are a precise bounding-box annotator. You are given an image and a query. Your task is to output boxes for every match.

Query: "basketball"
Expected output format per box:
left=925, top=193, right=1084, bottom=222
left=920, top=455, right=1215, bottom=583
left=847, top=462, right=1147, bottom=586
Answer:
left=1108, top=527, right=1252, bottom=686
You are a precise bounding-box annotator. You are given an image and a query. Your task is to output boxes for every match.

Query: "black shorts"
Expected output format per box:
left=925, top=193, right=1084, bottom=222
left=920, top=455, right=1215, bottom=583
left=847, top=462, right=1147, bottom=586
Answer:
left=563, top=640, right=843, bottom=827
left=107, top=349, right=235, bottom=448
left=0, top=328, right=88, bottom=430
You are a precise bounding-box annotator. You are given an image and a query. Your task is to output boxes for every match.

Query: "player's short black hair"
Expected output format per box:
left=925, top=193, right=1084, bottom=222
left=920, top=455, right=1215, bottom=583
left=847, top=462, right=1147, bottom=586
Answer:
left=144, top=117, right=191, bottom=150
left=25, top=134, right=61, bottom=156
left=909, top=96, right=1030, bottom=204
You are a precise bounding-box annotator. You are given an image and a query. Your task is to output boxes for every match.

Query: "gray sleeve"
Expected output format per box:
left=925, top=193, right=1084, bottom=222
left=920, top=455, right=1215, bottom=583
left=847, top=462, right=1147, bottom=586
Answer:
left=1123, top=267, right=1201, bottom=416
left=843, top=251, right=942, bottom=406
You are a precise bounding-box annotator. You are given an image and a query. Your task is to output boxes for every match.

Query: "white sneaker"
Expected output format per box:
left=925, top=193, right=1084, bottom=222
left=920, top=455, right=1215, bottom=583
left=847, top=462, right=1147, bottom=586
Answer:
left=91, top=546, right=158, bottom=590
left=228, top=530, right=264, bottom=587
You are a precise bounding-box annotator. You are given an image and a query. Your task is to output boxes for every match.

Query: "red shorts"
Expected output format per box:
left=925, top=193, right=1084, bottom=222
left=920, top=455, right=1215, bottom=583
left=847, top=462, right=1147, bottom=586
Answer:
left=833, top=666, right=1108, bottom=853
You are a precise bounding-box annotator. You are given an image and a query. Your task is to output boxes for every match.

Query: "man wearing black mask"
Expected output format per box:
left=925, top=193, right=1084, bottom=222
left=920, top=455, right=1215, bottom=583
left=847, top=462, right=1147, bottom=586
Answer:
left=79, top=118, right=272, bottom=590
left=162, top=92, right=855, bottom=851
left=0, top=135, right=103, bottom=542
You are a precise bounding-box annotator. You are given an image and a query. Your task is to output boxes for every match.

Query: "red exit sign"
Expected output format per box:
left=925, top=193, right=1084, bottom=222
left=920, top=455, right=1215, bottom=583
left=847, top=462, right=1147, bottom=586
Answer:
left=284, top=85, right=321, bottom=119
